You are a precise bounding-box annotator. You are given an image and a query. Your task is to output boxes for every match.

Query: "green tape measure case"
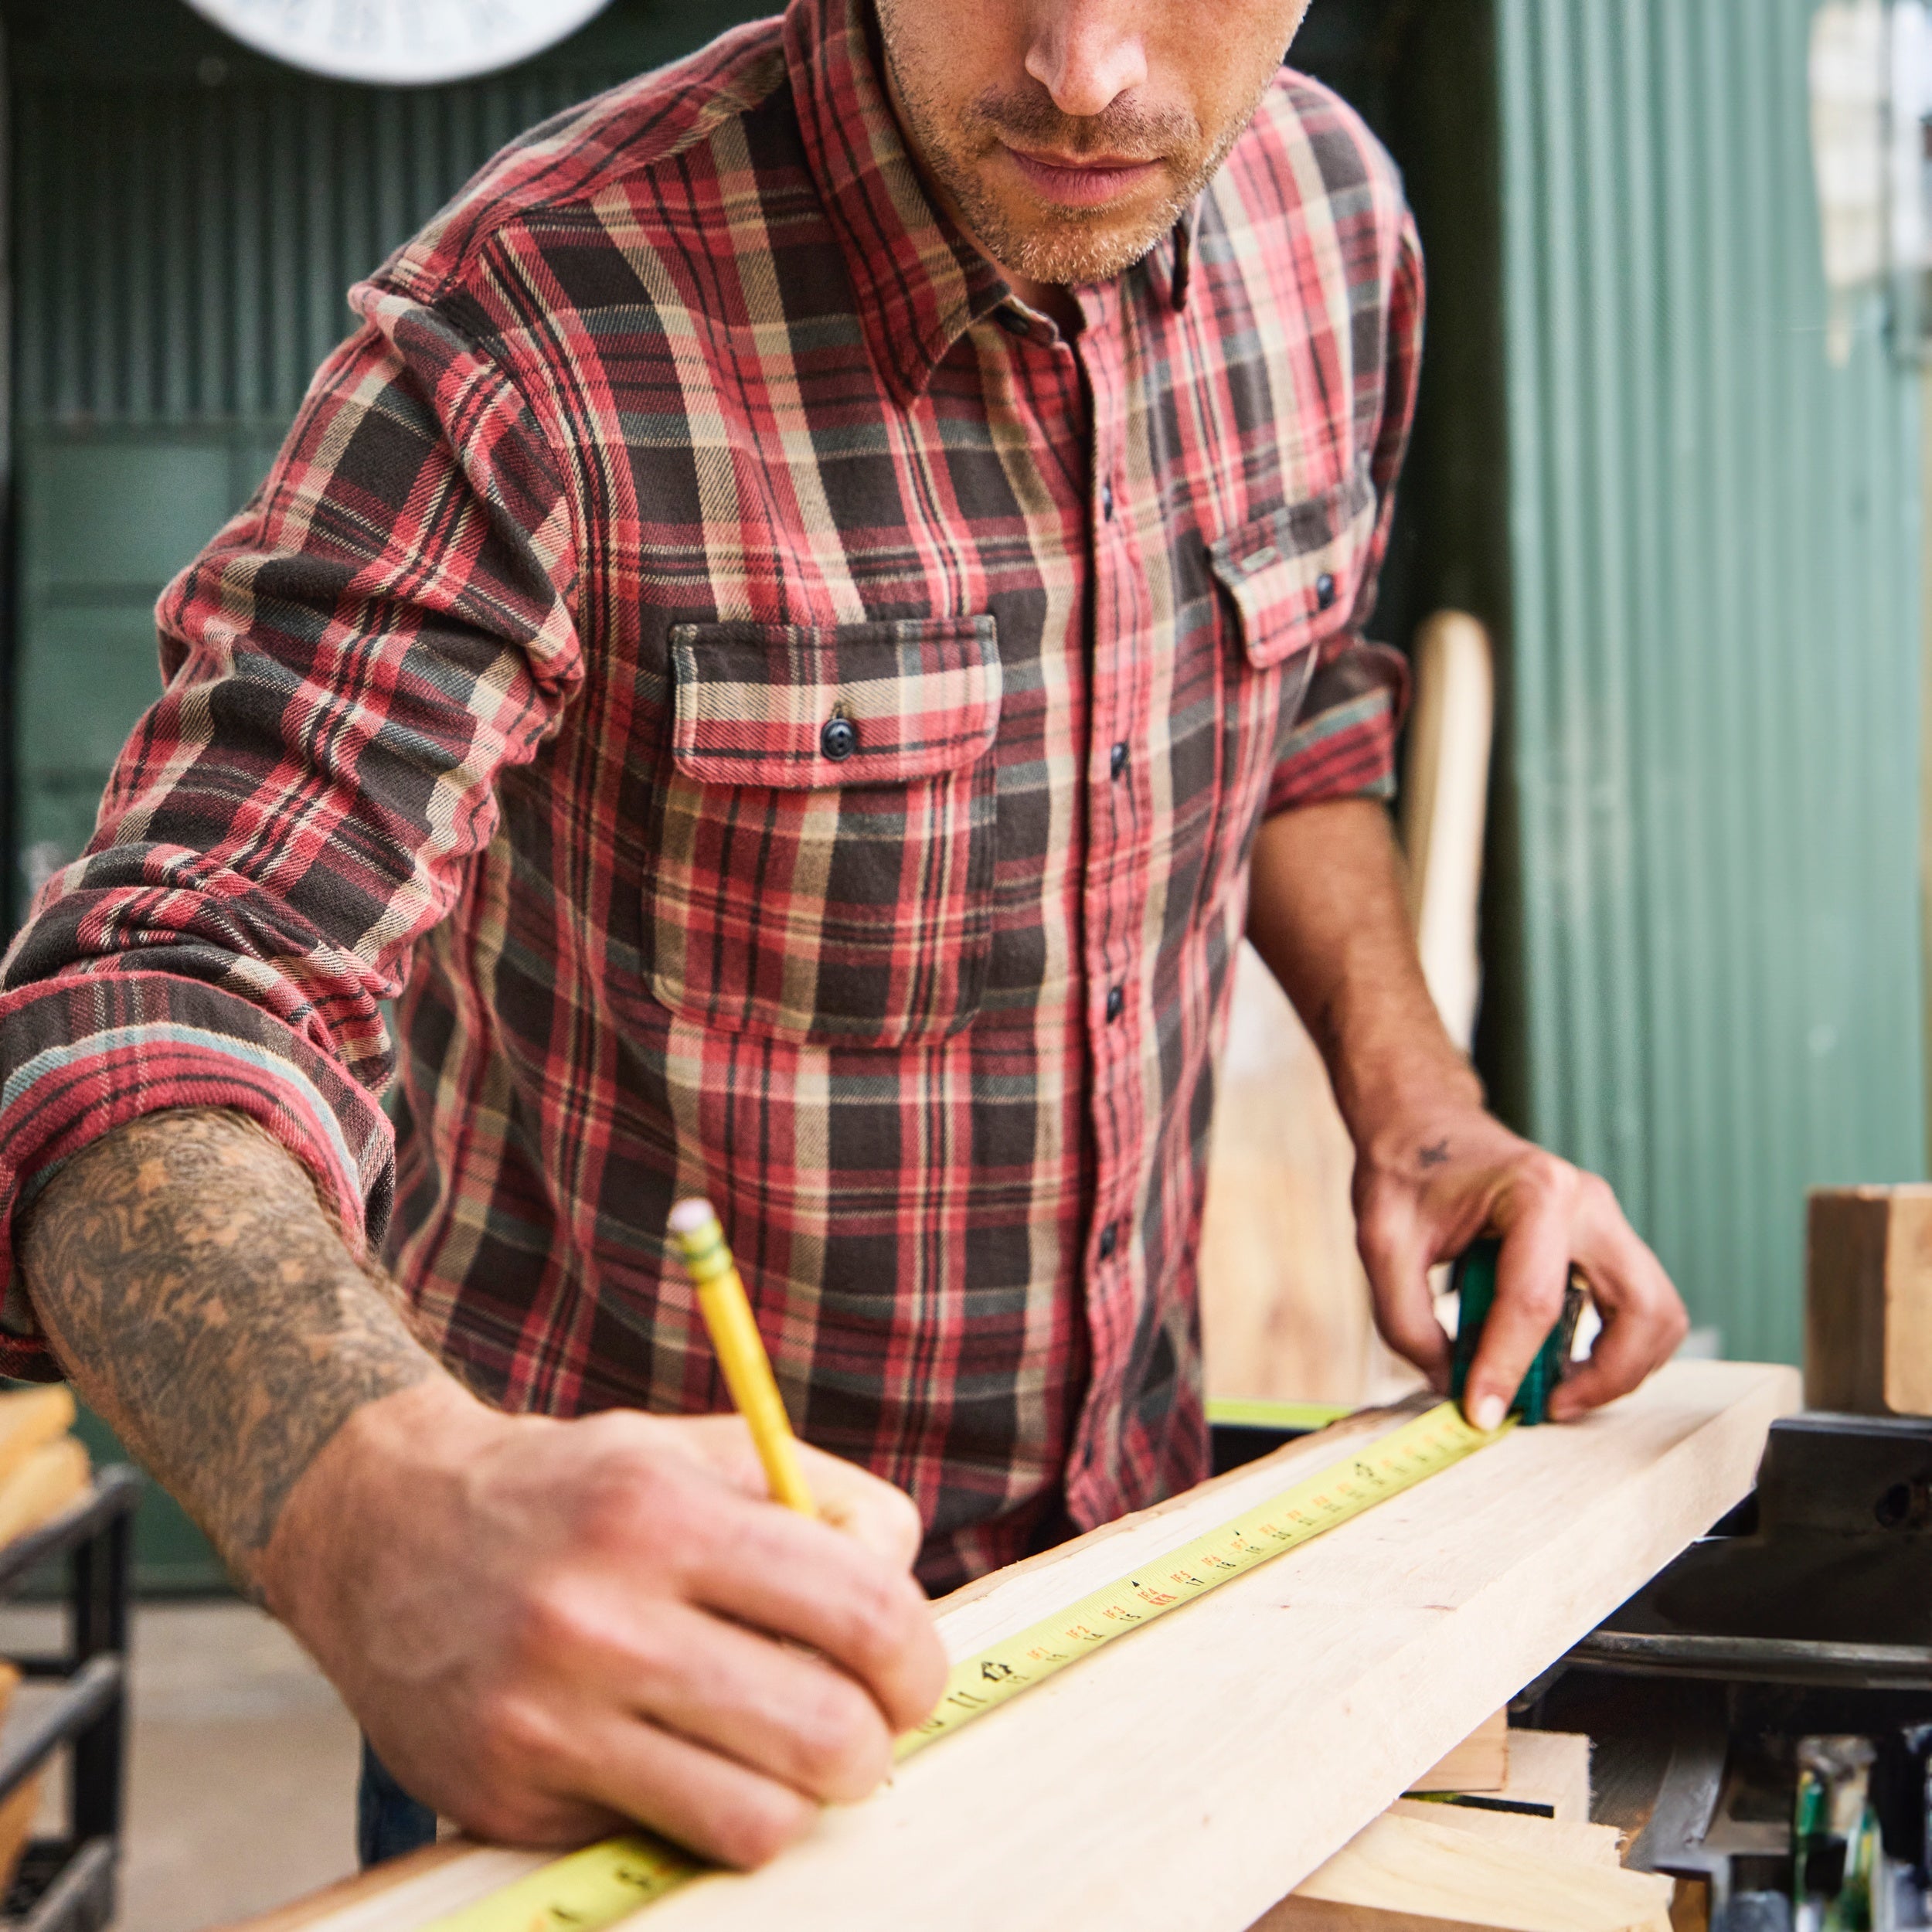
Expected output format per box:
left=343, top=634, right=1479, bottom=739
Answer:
left=1448, top=1236, right=1586, bottom=1426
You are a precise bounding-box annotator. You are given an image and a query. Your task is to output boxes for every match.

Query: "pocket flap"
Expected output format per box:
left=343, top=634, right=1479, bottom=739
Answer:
left=669, top=617, right=1001, bottom=788
left=1208, top=463, right=1378, bottom=669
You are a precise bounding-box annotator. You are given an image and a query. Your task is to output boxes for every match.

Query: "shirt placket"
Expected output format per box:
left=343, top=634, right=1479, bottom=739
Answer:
left=1066, top=281, right=1155, bottom=1529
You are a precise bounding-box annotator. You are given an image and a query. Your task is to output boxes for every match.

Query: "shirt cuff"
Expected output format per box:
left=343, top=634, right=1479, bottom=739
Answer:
left=1264, top=638, right=1411, bottom=818
left=0, top=971, right=395, bottom=1376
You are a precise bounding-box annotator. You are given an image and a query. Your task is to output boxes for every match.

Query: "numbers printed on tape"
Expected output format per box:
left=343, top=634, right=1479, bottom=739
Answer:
left=419, top=1402, right=1507, bottom=1931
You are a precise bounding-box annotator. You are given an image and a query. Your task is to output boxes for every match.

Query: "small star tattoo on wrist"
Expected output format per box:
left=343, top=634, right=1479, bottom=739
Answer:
left=1419, top=1139, right=1451, bottom=1170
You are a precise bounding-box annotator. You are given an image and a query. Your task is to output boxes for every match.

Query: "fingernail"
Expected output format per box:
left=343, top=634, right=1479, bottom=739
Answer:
left=1472, top=1395, right=1505, bottom=1434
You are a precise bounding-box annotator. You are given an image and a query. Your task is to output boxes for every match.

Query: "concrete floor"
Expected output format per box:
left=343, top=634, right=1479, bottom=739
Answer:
left=0, top=1600, right=363, bottom=1931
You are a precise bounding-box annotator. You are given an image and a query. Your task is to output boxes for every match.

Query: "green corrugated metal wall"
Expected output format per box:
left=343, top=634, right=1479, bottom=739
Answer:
left=9, top=0, right=767, bottom=922
left=1493, top=0, right=1927, bottom=1363
left=4, top=0, right=768, bottom=1587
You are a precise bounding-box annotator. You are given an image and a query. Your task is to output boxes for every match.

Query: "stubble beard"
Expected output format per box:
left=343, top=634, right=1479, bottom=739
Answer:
left=879, top=21, right=1276, bottom=290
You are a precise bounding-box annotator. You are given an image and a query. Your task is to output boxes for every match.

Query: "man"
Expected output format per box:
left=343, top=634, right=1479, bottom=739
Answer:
left=0, top=0, right=1687, bottom=1875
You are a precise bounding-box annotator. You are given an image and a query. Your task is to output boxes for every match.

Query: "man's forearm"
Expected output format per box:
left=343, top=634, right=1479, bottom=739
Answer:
left=1245, top=798, right=1479, bottom=1147
left=16, top=1110, right=438, bottom=1589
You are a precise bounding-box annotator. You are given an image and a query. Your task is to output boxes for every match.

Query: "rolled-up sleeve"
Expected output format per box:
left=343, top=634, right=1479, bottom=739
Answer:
left=0, top=286, right=582, bottom=1374
left=1264, top=207, right=1423, bottom=818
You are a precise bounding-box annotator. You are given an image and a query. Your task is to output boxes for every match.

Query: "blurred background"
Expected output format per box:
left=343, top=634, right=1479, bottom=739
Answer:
left=0, top=0, right=1927, bottom=1924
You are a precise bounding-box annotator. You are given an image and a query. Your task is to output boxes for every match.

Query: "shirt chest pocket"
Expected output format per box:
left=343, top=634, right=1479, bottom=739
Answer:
left=645, top=617, right=1002, bottom=1048
left=1208, top=459, right=1379, bottom=673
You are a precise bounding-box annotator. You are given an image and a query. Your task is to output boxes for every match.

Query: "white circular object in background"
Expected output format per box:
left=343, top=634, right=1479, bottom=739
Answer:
left=182, top=0, right=618, bottom=86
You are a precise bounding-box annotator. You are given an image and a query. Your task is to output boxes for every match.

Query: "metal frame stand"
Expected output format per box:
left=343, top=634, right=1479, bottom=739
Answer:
left=0, top=1468, right=137, bottom=1932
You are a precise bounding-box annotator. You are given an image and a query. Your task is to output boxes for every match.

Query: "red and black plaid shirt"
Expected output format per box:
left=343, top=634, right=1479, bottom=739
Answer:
left=0, top=0, right=1418, bottom=1587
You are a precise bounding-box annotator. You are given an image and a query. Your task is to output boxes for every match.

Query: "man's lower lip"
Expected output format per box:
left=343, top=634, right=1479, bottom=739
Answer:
left=1005, top=148, right=1161, bottom=206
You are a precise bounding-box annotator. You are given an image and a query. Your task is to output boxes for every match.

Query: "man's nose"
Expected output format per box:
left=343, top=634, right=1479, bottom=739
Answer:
left=1023, top=1, right=1149, bottom=121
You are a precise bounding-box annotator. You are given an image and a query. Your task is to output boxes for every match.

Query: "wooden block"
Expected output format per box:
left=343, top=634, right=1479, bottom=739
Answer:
left=1804, top=1186, right=1932, bottom=1413
left=1256, top=1808, right=1671, bottom=1932
left=0, top=1388, right=77, bottom=1489
left=248, top=1362, right=1796, bottom=1932
left=0, top=1437, right=91, bottom=1550
left=1385, top=1800, right=1623, bottom=1870
left=1498, top=1731, right=1593, bottom=1827
left=1408, top=1708, right=1509, bottom=1794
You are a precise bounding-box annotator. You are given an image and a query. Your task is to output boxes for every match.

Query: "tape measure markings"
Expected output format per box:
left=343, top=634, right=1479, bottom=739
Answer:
left=417, top=1400, right=1506, bottom=1932
left=897, top=1399, right=1504, bottom=1759
left=415, top=1834, right=699, bottom=1930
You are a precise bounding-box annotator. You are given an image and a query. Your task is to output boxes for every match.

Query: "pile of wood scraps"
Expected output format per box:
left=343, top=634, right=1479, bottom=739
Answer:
left=236, top=1359, right=1797, bottom=1932
left=1289, top=1714, right=1667, bottom=1931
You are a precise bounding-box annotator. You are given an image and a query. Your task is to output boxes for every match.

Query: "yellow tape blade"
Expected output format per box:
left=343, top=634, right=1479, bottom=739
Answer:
left=417, top=1832, right=699, bottom=1932
left=896, top=1400, right=1507, bottom=1760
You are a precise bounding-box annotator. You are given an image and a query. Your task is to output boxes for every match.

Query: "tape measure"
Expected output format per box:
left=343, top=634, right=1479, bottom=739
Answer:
left=418, top=1400, right=1506, bottom=1932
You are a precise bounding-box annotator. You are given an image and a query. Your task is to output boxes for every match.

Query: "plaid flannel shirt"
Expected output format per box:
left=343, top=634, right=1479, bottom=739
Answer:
left=0, top=0, right=1419, bottom=1588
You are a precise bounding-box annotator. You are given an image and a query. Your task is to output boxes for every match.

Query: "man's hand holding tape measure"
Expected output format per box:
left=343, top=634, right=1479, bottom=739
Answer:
left=1352, top=1104, right=1690, bottom=1430
left=1247, top=804, right=1692, bottom=1435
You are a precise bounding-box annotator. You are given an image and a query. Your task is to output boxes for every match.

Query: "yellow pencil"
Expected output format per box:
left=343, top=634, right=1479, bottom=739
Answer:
left=668, top=1198, right=818, bottom=1519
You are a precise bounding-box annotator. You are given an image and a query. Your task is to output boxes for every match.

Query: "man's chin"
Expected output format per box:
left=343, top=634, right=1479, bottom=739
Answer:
left=995, top=208, right=1180, bottom=291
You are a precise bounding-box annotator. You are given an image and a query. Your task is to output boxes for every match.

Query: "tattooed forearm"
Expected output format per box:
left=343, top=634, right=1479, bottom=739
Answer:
left=17, top=1110, right=436, bottom=1587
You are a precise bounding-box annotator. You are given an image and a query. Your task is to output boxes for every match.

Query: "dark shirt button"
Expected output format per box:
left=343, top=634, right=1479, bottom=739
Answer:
left=1101, top=479, right=1115, bottom=521
left=997, top=308, right=1030, bottom=338
left=1110, top=742, right=1128, bottom=781
left=821, top=716, right=859, bottom=762
left=1315, top=572, right=1338, bottom=611
left=1098, top=1223, right=1117, bottom=1260
left=1106, top=985, right=1124, bottom=1023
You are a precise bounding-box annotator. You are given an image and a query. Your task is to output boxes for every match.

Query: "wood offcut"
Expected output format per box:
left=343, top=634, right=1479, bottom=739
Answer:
left=1804, top=1185, right=1932, bottom=1414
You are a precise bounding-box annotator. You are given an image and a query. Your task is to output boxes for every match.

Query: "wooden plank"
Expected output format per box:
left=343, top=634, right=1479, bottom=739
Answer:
left=1407, top=1709, right=1509, bottom=1795
left=1803, top=1185, right=1932, bottom=1413
left=1383, top=1800, right=1623, bottom=1870
left=259, top=1362, right=1794, bottom=1932
left=1256, top=1808, right=1670, bottom=1932
left=222, top=1805, right=1634, bottom=1932
left=653, top=1362, right=1788, bottom=1932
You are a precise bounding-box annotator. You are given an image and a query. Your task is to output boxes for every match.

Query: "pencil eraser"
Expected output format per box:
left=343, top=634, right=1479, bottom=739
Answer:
left=668, top=1198, right=716, bottom=1237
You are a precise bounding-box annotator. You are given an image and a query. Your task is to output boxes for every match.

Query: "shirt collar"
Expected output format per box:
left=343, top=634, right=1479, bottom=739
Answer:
left=784, top=0, right=1201, bottom=399
left=785, top=0, right=1011, bottom=402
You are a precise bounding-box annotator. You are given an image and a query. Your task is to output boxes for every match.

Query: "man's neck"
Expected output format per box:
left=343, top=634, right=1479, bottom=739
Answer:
left=1006, top=271, right=1084, bottom=336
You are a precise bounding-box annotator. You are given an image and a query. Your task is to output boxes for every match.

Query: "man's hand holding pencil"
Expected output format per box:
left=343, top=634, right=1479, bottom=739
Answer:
left=258, top=1202, right=945, bottom=1870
